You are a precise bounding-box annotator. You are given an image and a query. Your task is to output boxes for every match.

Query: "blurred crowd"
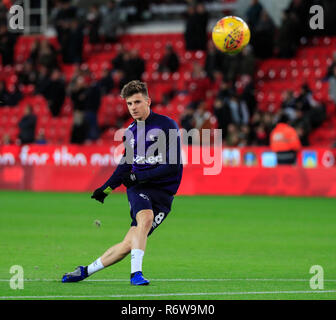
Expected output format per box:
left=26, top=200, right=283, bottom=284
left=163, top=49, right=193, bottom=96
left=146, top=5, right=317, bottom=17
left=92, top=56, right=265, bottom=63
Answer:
left=180, top=0, right=328, bottom=147
left=0, top=0, right=334, bottom=147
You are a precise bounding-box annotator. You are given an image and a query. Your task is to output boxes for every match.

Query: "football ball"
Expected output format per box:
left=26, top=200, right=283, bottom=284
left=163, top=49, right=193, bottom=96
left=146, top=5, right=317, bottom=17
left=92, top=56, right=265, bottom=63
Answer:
left=212, top=16, right=251, bottom=55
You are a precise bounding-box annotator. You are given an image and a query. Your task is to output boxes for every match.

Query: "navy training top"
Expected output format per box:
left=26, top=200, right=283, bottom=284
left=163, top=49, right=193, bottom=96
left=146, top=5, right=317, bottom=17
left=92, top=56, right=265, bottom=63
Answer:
left=101, top=110, right=183, bottom=195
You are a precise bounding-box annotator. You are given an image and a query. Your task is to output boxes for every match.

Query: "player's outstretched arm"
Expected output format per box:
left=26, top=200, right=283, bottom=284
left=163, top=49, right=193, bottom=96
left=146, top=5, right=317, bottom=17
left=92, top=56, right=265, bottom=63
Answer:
left=91, top=156, right=132, bottom=204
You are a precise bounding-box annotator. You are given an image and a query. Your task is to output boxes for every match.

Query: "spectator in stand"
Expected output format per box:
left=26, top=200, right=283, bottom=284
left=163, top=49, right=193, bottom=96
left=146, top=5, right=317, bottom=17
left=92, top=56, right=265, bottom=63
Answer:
left=53, top=0, right=78, bottom=45
left=184, top=3, right=208, bottom=51
left=294, top=83, right=326, bottom=130
left=38, top=39, right=59, bottom=71
left=58, top=19, right=71, bottom=63
left=324, top=51, right=336, bottom=80
left=0, top=23, right=17, bottom=66
left=70, top=74, right=101, bottom=141
left=194, top=2, right=208, bottom=51
left=28, top=39, right=41, bottom=67
left=286, top=0, right=310, bottom=38
left=275, top=9, right=300, bottom=58
left=86, top=4, right=101, bottom=44
left=63, top=19, right=84, bottom=64
left=226, top=123, right=240, bottom=146
left=84, top=80, right=101, bottom=141
left=17, top=61, right=37, bottom=86
left=323, top=0, right=336, bottom=36
left=35, top=129, right=47, bottom=145
left=101, top=0, right=126, bottom=43
left=204, top=41, right=224, bottom=81
left=158, top=43, right=180, bottom=73
left=68, top=65, right=91, bottom=93
left=0, top=81, right=10, bottom=106
left=184, top=5, right=197, bottom=51
left=43, top=69, right=66, bottom=117
left=70, top=110, right=90, bottom=144
left=245, top=0, right=263, bottom=32
left=295, top=123, right=309, bottom=146
left=186, top=62, right=212, bottom=109
left=262, top=112, right=275, bottom=139
left=328, top=65, right=336, bottom=104
left=1, top=133, right=11, bottom=145
left=217, top=46, right=255, bottom=85
left=270, top=113, right=301, bottom=165
left=18, top=105, right=37, bottom=144
left=70, top=75, right=90, bottom=112
left=254, top=123, right=269, bottom=146
left=6, top=83, right=22, bottom=106
left=226, top=93, right=249, bottom=126
left=98, top=68, right=114, bottom=95
left=119, top=49, right=145, bottom=88
left=193, top=100, right=211, bottom=130
left=250, top=110, right=266, bottom=145
left=252, top=10, right=276, bottom=59
left=240, top=75, right=257, bottom=117
left=180, top=106, right=197, bottom=145
left=239, top=46, right=256, bottom=78
left=281, top=90, right=297, bottom=122
left=17, top=61, right=38, bottom=86
left=216, top=80, right=232, bottom=101
left=111, top=44, right=126, bottom=72
left=35, top=65, right=52, bottom=97
left=0, top=3, right=7, bottom=26
left=213, top=97, right=232, bottom=139
left=239, top=124, right=253, bottom=146
left=223, top=53, right=241, bottom=83
left=180, top=107, right=195, bottom=133
left=129, top=49, right=145, bottom=80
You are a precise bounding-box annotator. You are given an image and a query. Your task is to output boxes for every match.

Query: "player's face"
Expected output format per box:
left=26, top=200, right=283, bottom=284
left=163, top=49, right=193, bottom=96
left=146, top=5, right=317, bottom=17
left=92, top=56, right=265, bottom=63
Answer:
left=126, top=93, right=151, bottom=121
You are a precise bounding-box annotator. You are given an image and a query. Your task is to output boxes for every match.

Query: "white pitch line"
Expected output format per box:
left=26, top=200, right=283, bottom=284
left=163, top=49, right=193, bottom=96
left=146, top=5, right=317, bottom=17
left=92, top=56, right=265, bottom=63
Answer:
left=1, top=290, right=336, bottom=299
left=1, top=278, right=336, bottom=282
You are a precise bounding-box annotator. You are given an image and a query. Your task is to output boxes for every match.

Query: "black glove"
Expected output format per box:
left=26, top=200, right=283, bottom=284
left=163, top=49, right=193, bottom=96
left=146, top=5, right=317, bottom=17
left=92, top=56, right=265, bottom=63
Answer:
left=91, top=188, right=108, bottom=204
left=122, top=172, right=138, bottom=188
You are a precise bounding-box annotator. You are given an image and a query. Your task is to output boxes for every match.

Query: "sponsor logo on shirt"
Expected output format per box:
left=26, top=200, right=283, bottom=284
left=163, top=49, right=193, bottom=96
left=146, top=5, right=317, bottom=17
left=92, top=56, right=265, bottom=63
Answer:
left=134, top=153, right=164, bottom=165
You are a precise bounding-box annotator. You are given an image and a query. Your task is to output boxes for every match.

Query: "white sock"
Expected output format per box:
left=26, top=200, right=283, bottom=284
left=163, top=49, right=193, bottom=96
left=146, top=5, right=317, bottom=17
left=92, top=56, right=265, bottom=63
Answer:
left=87, top=257, right=104, bottom=276
left=131, top=249, right=144, bottom=274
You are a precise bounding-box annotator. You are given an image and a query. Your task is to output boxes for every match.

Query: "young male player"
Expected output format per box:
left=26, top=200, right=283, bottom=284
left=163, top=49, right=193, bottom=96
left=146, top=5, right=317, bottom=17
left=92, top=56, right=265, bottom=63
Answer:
left=62, top=80, right=183, bottom=285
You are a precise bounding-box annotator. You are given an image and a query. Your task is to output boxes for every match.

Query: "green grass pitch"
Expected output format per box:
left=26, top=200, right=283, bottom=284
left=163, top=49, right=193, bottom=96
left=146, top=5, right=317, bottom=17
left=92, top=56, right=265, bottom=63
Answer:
left=0, top=191, right=336, bottom=300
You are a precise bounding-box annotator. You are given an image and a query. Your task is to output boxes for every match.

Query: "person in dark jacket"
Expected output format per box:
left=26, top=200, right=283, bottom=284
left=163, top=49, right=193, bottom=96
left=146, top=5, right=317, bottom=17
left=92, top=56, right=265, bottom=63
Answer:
left=158, top=44, right=180, bottom=73
left=44, top=69, right=66, bottom=117
left=184, top=3, right=208, bottom=51
left=18, top=105, right=37, bottom=144
left=0, top=24, right=17, bottom=66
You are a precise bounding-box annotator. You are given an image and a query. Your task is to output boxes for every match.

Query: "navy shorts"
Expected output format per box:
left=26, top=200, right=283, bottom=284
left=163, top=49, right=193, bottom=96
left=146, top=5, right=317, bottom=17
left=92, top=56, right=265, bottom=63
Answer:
left=126, top=185, right=174, bottom=236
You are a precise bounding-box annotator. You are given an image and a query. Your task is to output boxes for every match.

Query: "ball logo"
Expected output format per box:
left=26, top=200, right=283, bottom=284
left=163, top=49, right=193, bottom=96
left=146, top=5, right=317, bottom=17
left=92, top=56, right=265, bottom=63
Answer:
left=224, top=29, right=243, bottom=50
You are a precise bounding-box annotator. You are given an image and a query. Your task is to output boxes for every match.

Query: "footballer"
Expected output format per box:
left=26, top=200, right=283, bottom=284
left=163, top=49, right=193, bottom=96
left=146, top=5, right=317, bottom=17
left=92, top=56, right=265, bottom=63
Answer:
left=62, top=80, right=183, bottom=285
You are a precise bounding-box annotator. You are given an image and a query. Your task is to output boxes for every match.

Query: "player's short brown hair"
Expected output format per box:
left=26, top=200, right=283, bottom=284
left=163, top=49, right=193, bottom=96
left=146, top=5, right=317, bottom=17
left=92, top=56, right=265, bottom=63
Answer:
left=120, top=80, right=149, bottom=99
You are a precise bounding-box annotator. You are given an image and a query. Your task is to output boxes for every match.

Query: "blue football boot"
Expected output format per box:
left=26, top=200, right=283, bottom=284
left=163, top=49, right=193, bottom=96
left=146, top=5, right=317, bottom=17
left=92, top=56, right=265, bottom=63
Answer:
left=62, top=266, right=88, bottom=283
left=130, top=271, right=150, bottom=286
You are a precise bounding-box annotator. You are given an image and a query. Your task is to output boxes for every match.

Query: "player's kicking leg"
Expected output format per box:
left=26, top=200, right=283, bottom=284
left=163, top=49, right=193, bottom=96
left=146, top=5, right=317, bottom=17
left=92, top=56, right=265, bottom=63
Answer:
left=62, top=210, right=154, bottom=285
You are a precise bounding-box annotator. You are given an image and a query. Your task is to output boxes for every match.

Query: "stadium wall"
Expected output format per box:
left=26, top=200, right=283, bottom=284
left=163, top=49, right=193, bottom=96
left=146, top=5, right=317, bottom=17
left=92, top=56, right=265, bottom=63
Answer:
left=1, top=145, right=336, bottom=197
